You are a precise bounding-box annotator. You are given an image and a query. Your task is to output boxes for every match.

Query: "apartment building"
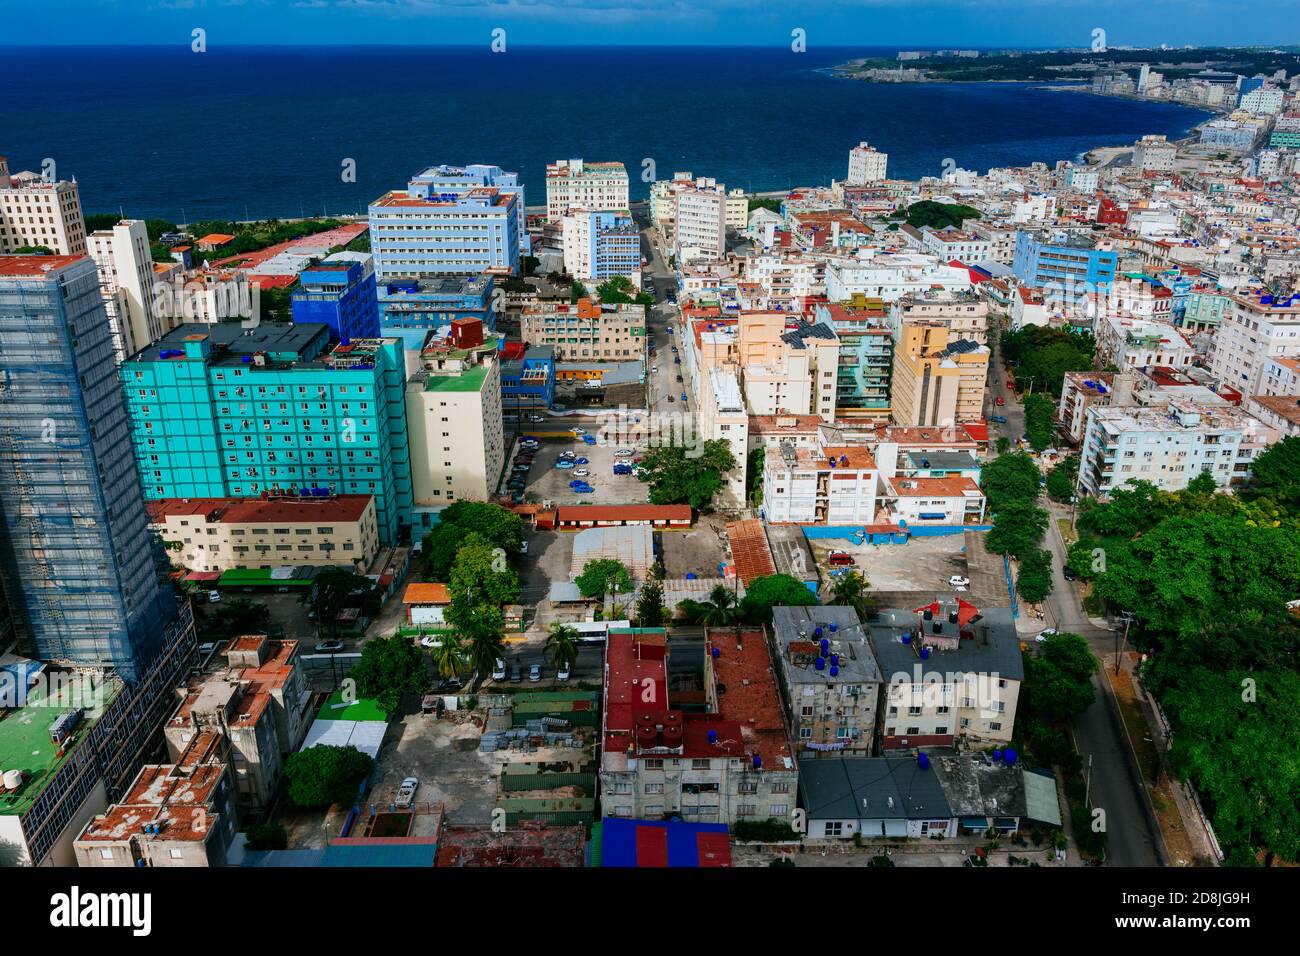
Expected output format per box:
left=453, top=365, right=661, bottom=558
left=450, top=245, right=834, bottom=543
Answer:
left=1096, top=315, right=1196, bottom=371
left=545, top=159, right=630, bottom=220
left=847, top=142, right=889, bottom=185
left=919, top=228, right=992, bottom=263
left=1258, top=356, right=1300, bottom=396
left=879, top=474, right=987, bottom=526
left=870, top=600, right=1023, bottom=751
left=88, top=218, right=171, bottom=361
left=369, top=164, right=524, bottom=278
left=698, top=366, right=749, bottom=508
left=771, top=606, right=883, bottom=756
left=561, top=209, right=640, bottom=283
left=735, top=315, right=839, bottom=423
left=813, top=302, right=893, bottom=420
left=291, top=252, right=380, bottom=342
left=377, top=273, right=496, bottom=360
left=674, top=184, right=728, bottom=261
left=890, top=322, right=989, bottom=428
left=148, top=493, right=380, bottom=573
left=1077, top=400, right=1262, bottom=496
left=74, top=733, right=238, bottom=868
left=520, top=297, right=646, bottom=360
left=1133, top=134, right=1177, bottom=172
left=825, top=253, right=973, bottom=303
left=0, top=156, right=87, bottom=255
left=406, top=329, right=505, bottom=524
left=1208, top=290, right=1300, bottom=393
left=891, top=290, right=989, bottom=344
left=599, top=628, right=797, bottom=825
left=1012, top=230, right=1118, bottom=290
left=164, top=635, right=312, bottom=813
left=120, top=323, right=412, bottom=545
left=762, top=443, right=880, bottom=525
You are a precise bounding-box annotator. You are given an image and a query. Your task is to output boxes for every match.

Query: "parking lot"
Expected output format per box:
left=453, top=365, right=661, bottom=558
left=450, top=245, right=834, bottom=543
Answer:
left=808, top=535, right=974, bottom=596
left=507, top=435, right=651, bottom=507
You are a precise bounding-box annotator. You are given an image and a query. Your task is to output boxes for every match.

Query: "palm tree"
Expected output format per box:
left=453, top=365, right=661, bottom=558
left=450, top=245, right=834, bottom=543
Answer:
left=429, top=634, right=466, bottom=680
left=700, top=584, right=739, bottom=626
left=830, top=570, right=866, bottom=606
left=468, top=627, right=506, bottom=684
left=545, top=623, right=580, bottom=672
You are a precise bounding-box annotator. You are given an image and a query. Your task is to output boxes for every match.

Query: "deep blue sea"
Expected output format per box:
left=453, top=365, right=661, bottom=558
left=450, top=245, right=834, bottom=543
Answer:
left=0, top=46, right=1211, bottom=222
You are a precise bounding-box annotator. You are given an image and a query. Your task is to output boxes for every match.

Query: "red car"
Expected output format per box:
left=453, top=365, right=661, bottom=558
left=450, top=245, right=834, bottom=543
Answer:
left=995, top=396, right=1006, bottom=406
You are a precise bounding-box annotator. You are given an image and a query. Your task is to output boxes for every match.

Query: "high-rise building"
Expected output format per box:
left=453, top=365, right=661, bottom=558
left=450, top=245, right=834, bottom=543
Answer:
left=87, top=219, right=171, bottom=362
left=847, top=142, right=889, bottom=185
left=890, top=321, right=989, bottom=428
left=0, top=157, right=88, bottom=256
left=291, top=252, right=380, bottom=342
left=0, top=256, right=178, bottom=676
left=545, top=159, right=630, bottom=221
left=369, top=165, right=525, bottom=279
left=119, top=322, right=412, bottom=545
left=561, top=210, right=640, bottom=284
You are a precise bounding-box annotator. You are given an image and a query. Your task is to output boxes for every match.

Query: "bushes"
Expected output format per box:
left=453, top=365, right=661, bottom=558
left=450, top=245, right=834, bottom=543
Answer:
left=1015, top=549, right=1054, bottom=603
left=733, top=818, right=801, bottom=842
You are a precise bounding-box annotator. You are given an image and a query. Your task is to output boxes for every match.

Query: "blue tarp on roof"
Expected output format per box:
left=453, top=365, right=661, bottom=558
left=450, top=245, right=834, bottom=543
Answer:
left=600, top=817, right=730, bottom=867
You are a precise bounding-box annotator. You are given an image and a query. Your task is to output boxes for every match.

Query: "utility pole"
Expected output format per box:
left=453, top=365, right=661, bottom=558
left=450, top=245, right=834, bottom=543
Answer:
left=1115, top=610, right=1135, bottom=674
left=1084, top=752, right=1094, bottom=807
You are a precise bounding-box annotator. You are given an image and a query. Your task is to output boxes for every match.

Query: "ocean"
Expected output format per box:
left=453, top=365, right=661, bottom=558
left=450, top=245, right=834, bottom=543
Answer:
left=0, top=45, right=1211, bottom=222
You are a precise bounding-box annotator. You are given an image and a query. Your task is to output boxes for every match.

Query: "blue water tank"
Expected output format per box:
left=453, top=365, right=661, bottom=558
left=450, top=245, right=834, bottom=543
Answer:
left=686, top=572, right=697, bottom=580
left=918, top=752, right=930, bottom=770
left=829, top=666, right=839, bottom=677
left=819, top=638, right=830, bottom=655
left=992, top=749, right=1003, bottom=762
left=710, top=646, right=720, bottom=659
left=902, top=634, right=912, bottom=644
left=830, top=655, right=839, bottom=667
left=1004, top=748, right=1018, bottom=766
left=814, top=626, right=824, bottom=638
left=828, top=623, right=838, bottom=633
left=707, top=729, right=718, bottom=744
left=815, top=657, right=826, bottom=671
left=752, top=755, right=762, bottom=769
left=920, top=646, right=930, bottom=659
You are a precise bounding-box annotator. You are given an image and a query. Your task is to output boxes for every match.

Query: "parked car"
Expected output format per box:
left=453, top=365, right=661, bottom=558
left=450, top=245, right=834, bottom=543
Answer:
left=1063, top=566, right=1078, bottom=581
left=651, top=366, right=659, bottom=373
left=674, top=357, right=681, bottom=364
left=990, top=415, right=1007, bottom=424
left=572, top=427, right=587, bottom=436
left=573, top=484, right=594, bottom=494
left=555, top=460, right=575, bottom=470
left=615, top=448, right=636, bottom=457
left=827, top=551, right=856, bottom=567
left=680, top=393, right=688, bottom=402
left=676, top=375, right=684, bottom=382
left=582, top=434, right=598, bottom=445
left=613, top=464, right=634, bottom=475
left=420, top=635, right=442, bottom=648
left=519, top=541, right=529, bottom=555
left=491, top=659, right=508, bottom=681
left=559, top=451, right=576, bottom=460
left=1035, top=628, right=1059, bottom=643
left=395, top=777, right=419, bottom=807
left=671, top=346, right=679, bottom=353
left=528, top=664, right=542, bottom=682
left=509, top=664, right=523, bottom=683
left=529, top=414, right=546, bottom=423
left=574, top=457, right=589, bottom=465
left=574, top=468, right=590, bottom=477
left=557, top=662, right=571, bottom=682
left=949, top=575, right=970, bottom=588
left=315, top=641, right=345, bottom=653
left=995, top=396, right=1006, bottom=406
left=667, top=396, right=675, bottom=402
left=208, top=590, right=221, bottom=604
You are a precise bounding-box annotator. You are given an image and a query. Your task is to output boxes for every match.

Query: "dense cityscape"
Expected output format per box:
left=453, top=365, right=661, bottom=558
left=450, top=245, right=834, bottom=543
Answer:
left=0, top=27, right=1295, bottom=924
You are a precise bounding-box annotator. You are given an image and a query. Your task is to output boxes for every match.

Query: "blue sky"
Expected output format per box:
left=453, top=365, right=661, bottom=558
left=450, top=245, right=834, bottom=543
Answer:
left=0, top=0, right=1290, bottom=47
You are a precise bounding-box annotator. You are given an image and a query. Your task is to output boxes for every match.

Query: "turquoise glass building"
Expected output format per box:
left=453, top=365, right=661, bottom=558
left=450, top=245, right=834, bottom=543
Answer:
left=121, top=322, right=412, bottom=545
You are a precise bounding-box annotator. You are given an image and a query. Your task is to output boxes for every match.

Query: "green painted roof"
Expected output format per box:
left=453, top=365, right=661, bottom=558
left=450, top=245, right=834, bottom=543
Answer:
left=0, top=677, right=122, bottom=817
left=424, top=365, right=488, bottom=392
left=316, top=691, right=389, bottom=724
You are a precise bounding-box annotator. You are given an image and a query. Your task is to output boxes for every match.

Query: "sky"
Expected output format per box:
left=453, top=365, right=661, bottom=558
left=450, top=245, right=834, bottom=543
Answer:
left=0, top=0, right=1293, bottom=48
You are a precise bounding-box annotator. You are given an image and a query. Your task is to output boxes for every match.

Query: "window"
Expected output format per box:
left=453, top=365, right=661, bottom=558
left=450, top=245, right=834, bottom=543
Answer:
left=644, top=783, right=664, bottom=794
left=769, top=804, right=789, bottom=818
left=691, top=759, right=710, bottom=770
left=825, top=821, right=845, bottom=837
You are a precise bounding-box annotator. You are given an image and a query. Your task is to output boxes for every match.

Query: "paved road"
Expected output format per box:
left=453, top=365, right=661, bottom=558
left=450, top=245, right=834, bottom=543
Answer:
left=992, top=342, right=1162, bottom=866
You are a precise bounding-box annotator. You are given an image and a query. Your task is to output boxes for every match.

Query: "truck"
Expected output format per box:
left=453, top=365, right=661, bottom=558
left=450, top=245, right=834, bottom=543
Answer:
left=394, top=776, right=419, bottom=808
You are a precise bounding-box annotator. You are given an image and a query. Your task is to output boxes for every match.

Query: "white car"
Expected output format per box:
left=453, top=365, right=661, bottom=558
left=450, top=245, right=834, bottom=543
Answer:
left=208, top=590, right=221, bottom=604
left=949, top=575, right=970, bottom=588
left=491, top=659, right=508, bottom=681
left=572, top=427, right=587, bottom=436
left=519, top=541, right=529, bottom=555
left=557, top=662, right=571, bottom=681
left=420, top=635, right=442, bottom=648
left=573, top=468, right=589, bottom=477
left=651, top=366, right=659, bottom=373
left=1035, top=628, right=1059, bottom=643
left=614, top=448, right=636, bottom=458
left=529, top=415, right=546, bottom=423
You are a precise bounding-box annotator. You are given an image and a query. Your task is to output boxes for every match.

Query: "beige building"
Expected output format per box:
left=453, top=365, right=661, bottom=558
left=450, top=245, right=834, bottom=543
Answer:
left=891, top=291, right=990, bottom=344
left=164, top=636, right=313, bottom=813
left=0, top=156, right=87, bottom=255
left=74, top=732, right=238, bottom=868
left=149, top=494, right=381, bottom=573
left=698, top=366, right=749, bottom=508
left=546, top=159, right=629, bottom=220
left=738, top=314, right=839, bottom=423
left=847, top=142, right=889, bottom=185
left=406, top=346, right=504, bottom=511
left=521, top=297, right=646, bottom=360
left=890, top=321, right=989, bottom=427
left=88, top=218, right=172, bottom=361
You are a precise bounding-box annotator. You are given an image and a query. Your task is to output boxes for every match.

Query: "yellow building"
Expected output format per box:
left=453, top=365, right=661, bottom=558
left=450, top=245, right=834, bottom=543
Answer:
left=890, top=321, right=989, bottom=428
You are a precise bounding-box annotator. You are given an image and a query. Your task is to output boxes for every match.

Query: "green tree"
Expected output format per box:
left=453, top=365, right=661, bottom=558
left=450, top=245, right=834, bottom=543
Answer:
left=447, top=597, right=506, bottom=679
left=1015, top=548, right=1054, bottom=604
left=422, top=520, right=473, bottom=581
left=428, top=634, right=467, bottom=680
left=449, top=536, right=521, bottom=606
left=636, top=575, right=667, bottom=627
left=283, top=744, right=373, bottom=808
left=1022, top=632, right=1097, bottom=722
left=244, top=821, right=288, bottom=851
left=438, top=500, right=524, bottom=553
left=980, top=452, right=1042, bottom=513
left=986, top=501, right=1050, bottom=559
left=1023, top=393, right=1056, bottom=452
left=1045, top=455, right=1078, bottom=503
left=678, top=584, right=740, bottom=626
left=636, top=439, right=736, bottom=511
left=739, top=574, right=816, bottom=625
left=1161, top=666, right=1300, bottom=866
left=11, top=244, right=55, bottom=255
left=1000, top=326, right=1095, bottom=397
left=520, top=255, right=540, bottom=277
left=574, top=558, right=633, bottom=601
left=570, top=280, right=588, bottom=303
left=1243, top=435, right=1300, bottom=510
left=1185, top=469, right=1220, bottom=497
left=544, top=623, right=580, bottom=672
left=903, top=200, right=982, bottom=231
left=206, top=597, right=271, bottom=635
left=306, top=568, right=381, bottom=639
left=350, top=634, right=428, bottom=718
left=1077, top=480, right=1164, bottom=538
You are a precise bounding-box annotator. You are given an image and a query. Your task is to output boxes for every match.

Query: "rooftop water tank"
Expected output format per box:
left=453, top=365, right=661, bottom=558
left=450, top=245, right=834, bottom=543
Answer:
left=920, top=646, right=931, bottom=660
left=707, top=729, right=718, bottom=744
left=829, top=666, right=839, bottom=677
left=917, top=752, right=930, bottom=770
left=710, top=646, right=720, bottom=658
left=815, top=657, right=826, bottom=671
left=2, top=769, right=22, bottom=790
left=1004, top=748, right=1018, bottom=766
left=752, top=755, right=762, bottom=769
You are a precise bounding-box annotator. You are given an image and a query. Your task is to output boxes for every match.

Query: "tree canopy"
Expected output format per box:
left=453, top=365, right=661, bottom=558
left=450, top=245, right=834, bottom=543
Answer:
left=999, top=326, right=1096, bottom=397
left=574, top=558, right=633, bottom=600
left=283, top=745, right=373, bottom=808
left=349, top=634, right=428, bottom=718
left=1022, top=632, right=1097, bottom=723
left=739, top=574, right=816, bottom=624
left=636, top=439, right=737, bottom=511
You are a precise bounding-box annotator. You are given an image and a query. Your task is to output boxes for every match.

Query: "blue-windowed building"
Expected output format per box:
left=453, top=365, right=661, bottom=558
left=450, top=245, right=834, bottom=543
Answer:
left=1012, top=231, right=1118, bottom=291
left=120, top=322, right=412, bottom=545
left=378, top=274, right=496, bottom=354
left=291, top=252, right=379, bottom=341
left=0, top=256, right=180, bottom=681
left=500, top=345, right=556, bottom=411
